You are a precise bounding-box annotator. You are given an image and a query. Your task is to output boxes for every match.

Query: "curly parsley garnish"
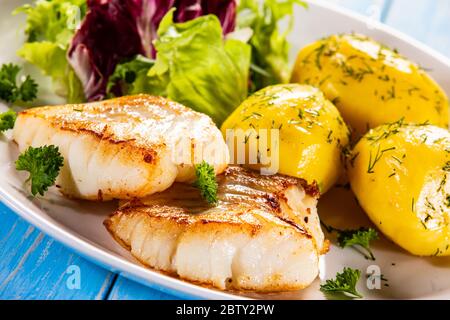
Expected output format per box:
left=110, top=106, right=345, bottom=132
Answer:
left=337, top=228, right=379, bottom=260
left=0, top=63, right=38, bottom=103
left=16, top=145, right=64, bottom=196
left=0, top=109, right=17, bottom=132
left=322, top=222, right=379, bottom=260
left=194, top=161, right=218, bottom=205
left=320, top=267, right=363, bottom=299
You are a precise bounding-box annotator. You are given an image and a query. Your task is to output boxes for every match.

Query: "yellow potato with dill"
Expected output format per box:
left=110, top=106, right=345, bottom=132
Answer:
left=221, top=84, right=350, bottom=193
left=348, top=120, right=450, bottom=256
left=291, top=34, right=449, bottom=136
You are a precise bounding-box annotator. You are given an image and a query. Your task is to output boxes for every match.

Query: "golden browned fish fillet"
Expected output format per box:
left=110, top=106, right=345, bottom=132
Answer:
left=105, top=166, right=327, bottom=292
left=13, top=95, right=228, bottom=200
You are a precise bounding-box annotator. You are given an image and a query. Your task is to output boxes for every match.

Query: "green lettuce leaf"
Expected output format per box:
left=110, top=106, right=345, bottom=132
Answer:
left=14, top=0, right=86, bottom=45
left=17, top=42, right=83, bottom=102
left=14, top=0, right=86, bottom=103
left=237, top=0, right=307, bottom=91
left=107, top=55, right=155, bottom=98
left=146, top=10, right=251, bottom=125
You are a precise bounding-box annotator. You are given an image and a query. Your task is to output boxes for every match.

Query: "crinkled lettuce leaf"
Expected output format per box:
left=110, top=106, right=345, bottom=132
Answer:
left=14, top=0, right=86, bottom=45
left=237, top=0, right=307, bottom=91
left=106, top=55, right=155, bottom=98
left=146, top=11, right=251, bottom=125
left=17, top=42, right=83, bottom=102
left=14, top=0, right=85, bottom=103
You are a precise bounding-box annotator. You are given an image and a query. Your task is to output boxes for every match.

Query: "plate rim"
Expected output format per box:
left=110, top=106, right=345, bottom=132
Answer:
left=1, top=0, right=450, bottom=300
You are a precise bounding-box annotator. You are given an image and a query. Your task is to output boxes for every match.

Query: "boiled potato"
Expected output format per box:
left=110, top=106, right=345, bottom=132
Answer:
left=348, top=121, right=450, bottom=256
left=221, top=84, right=350, bottom=193
left=291, top=34, right=449, bottom=136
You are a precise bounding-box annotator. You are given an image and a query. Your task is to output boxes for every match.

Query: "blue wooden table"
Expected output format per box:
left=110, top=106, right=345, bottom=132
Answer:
left=1, top=0, right=450, bottom=300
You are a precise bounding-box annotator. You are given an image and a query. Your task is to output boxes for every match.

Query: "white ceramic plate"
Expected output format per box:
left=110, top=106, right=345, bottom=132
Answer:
left=1, top=0, right=450, bottom=300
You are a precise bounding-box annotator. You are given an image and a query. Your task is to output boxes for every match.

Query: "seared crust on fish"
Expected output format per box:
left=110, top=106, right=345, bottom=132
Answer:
left=105, top=166, right=327, bottom=292
left=13, top=95, right=229, bottom=200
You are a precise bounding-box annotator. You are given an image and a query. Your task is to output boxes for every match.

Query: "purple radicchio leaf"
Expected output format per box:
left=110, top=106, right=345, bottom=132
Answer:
left=201, top=0, right=236, bottom=34
left=68, top=0, right=144, bottom=101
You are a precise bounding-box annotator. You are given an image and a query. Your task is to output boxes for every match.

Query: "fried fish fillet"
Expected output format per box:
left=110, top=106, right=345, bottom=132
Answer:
left=13, top=95, right=229, bottom=200
left=105, top=166, right=327, bottom=292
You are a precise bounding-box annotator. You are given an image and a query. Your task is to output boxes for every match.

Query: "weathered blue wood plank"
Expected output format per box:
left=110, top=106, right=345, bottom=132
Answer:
left=384, top=0, right=450, bottom=56
left=107, top=276, right=179, bottom=300
left=0, top=204, right=114, bottom=300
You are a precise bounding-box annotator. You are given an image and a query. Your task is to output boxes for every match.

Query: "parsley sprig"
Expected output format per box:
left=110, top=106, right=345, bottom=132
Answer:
left=194, top=161, right=218, bottom=205
left=322, top=222, right=379, bottom=260
left=0, top=109, right=17, bottom=132
left=0, top=63, right=38, bottom=103
left=320, top=267, right=363, bottom=299
left=16, top=145, right=64, bottom=196
left=337, top=228, right=379, bottom=260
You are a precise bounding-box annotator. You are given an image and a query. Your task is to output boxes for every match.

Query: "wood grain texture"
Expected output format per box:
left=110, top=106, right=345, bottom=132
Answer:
left=107, top=277, right=179, bottom=300
left=0, top=204, right=114, bottom=299
left=384, top=0, right=450, bottom=56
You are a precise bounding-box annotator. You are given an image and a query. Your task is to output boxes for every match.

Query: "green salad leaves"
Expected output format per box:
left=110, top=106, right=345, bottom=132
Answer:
left=106, top=2, right=306, bottom=124
left=237, top=0, right=307, bottom=91
left=15, top=0, right=85, bottom=103
left=111, top=11, right=251, bottom=125
left=14, top=1, right=307, bottom=124
left=16, top=145, right=64, bottom=196
left=106, top=55, right=155, bottom=98
left=149, top=11, right=250, bottom=125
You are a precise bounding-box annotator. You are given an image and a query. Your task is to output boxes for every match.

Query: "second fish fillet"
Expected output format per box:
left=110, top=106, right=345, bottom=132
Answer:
left=105, top=166, right=327, bottom=291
